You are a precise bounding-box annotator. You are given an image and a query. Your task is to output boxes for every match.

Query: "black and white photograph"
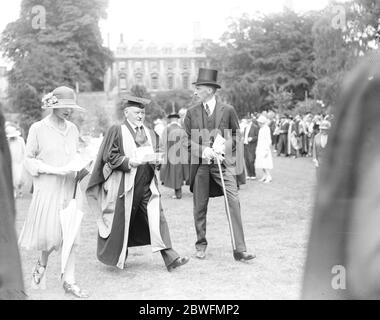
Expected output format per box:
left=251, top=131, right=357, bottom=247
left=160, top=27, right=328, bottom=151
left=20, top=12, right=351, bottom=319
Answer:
left=0, top=0, right=380, bottom=306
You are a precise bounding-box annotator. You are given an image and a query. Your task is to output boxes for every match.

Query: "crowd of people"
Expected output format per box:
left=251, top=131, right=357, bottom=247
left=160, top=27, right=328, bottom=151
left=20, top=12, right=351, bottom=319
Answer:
left=1, top=65, right=335, bottom=300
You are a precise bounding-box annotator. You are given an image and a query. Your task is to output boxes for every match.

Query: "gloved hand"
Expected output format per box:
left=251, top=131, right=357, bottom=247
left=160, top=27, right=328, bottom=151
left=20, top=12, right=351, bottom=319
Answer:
left=203, top=147, right=217, bottom=161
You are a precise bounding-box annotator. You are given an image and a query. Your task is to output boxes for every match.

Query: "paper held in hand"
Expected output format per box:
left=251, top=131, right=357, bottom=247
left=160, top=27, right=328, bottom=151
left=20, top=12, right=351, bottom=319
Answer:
left=134, top=146, right=164, bottom=163
left=63, top=154, right=93, bottom=172
left=212, top=134, right=226, bottom=154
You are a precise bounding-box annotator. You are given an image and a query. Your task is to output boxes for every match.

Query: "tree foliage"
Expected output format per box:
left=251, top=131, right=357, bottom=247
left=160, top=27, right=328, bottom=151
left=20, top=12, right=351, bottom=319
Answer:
left=115, top=85, right=166, bottom=127
left=0, top=0, right=113, bottom=133
left=154, top=89, right=193, bottom=115
left=204, top=2, right=379, bottom=115
left=204, top=10, right=318, bottom=116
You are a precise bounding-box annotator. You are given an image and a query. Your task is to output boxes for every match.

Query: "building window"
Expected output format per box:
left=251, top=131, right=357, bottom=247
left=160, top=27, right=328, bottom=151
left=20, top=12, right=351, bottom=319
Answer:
left=166, top=60, right=174, bottom=71
left=135, top=72, right=143, bottom=85
left=196, top=60, right=205, bottom=69
left=179, top=46, right=188, bottom=54
left=134, top=61, right=143, bottom=73
left=163, top=47, right=172, bottom=55
left=182, top=74, right=189, bottom=89
left=119, top=73, right=127, bottom=91
left=167, top=74, right=174, bottom=90
left=147, top=45, right=158, bottom=55
left=119, top=61, right=126, bottom=70
left=182, top=59, right=189, bottom=70
left=151, top=73, right=159, bottom=90
left=150, top=60, right=159, bottom=72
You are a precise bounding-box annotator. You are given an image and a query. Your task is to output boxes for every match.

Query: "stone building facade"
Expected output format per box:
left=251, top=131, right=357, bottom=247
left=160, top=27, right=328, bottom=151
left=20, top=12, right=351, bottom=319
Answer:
left=105, top=35, right=210, bottom=94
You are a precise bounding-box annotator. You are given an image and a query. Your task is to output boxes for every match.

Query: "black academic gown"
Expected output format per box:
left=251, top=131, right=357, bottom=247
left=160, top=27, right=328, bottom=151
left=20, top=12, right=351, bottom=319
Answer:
left=160, top=122, right=188, bottom=190
left=86, top=123, right=177, bottom=267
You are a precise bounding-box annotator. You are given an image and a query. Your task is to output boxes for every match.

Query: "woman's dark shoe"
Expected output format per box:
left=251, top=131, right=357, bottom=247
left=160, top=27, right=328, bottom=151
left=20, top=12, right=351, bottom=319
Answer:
left=233, top=252, right=256, bottom=262
left=167, top=256, right=190, bottom=272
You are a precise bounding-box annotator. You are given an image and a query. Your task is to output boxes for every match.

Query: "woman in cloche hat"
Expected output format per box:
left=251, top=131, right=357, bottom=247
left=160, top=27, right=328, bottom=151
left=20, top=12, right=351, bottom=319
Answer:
left=255, top=115, right=274, bottom=183
left=18, top=86, right=89, bottom=298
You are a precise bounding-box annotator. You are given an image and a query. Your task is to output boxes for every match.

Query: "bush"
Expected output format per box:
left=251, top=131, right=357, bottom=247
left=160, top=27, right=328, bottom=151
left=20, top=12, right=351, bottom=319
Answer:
left=292, top=99, right=326, bottom=116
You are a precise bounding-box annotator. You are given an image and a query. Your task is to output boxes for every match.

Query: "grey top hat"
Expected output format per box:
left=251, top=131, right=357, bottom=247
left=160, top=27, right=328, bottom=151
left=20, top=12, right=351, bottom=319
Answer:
left=41, top=86, right=85, bottom=111
left=192, top=68, right=221, bottom=89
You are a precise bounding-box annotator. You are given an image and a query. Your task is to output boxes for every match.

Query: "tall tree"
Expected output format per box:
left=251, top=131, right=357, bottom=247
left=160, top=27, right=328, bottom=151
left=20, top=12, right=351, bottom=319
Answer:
left=311, top=0, right=378, bottom=108
left=1, top=0, right=113, bottom=133
left=204, top=10, right=319, bottom=116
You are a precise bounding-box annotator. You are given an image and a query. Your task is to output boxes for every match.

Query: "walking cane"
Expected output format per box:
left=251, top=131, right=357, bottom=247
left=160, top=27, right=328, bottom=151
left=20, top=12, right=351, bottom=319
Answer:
left=215, top=155, right=237, bottom=251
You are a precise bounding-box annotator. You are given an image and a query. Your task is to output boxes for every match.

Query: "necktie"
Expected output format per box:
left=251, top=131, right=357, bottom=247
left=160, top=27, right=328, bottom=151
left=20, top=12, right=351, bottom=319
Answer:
left=135, top=126, right=147, bottom=146
left=205, top=104, right=211, bottom=117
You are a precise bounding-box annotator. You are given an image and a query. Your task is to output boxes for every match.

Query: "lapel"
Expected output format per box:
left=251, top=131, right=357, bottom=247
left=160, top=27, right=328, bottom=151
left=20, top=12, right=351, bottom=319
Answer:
left=249, top=124, right=255, bottom=137
left=145, top=125, right=157, bottom=150
left=215, top=97, right=225, bottom=129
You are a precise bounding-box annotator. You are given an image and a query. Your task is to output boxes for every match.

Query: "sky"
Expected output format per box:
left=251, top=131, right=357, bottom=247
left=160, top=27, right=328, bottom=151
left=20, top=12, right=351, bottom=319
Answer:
left=0, top=0, right=348, bottom=56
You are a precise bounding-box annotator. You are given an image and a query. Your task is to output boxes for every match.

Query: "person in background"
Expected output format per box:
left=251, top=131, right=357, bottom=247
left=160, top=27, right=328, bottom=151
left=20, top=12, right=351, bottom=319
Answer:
left=243, top=116, right=259, bottom=180
left=302, top=52, right=380, bottom=299
left=153, top=118, right=165, bottom=138
left=5, top=125, right=26, bottom=198
left=277, top=115, right=289, bottom=157
left=178, top=108, right=188, bottom=128
left=309, top=115, right=322, bottom=158
left=160, top=112, right=187, bottom=199
left=0, top=110, right=26, bottom=300
left=255, top=115, right=273, bottom=183
left=312, top=120, right=331, bottom=170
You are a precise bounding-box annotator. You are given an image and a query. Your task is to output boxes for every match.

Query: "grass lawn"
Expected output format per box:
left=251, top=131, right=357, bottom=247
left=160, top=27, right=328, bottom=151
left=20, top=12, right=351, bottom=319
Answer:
left=14, top=155, right=317, bottom=300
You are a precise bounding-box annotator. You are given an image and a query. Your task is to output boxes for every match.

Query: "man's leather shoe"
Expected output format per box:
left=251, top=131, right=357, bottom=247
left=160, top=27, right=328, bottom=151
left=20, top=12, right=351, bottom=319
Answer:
left=233, top=252, right=256, bottom=262
left=167, top=256, right=190, bottom=272
left=195, top=250, right=206, bottom=260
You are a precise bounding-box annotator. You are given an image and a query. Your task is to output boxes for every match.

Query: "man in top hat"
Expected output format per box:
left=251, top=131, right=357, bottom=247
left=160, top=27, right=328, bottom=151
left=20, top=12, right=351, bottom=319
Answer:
left=160, top=112, right=188, bottom=199
left=184, top=68, right=255, bottom=261
left=86, top=94, right=189, bottom=271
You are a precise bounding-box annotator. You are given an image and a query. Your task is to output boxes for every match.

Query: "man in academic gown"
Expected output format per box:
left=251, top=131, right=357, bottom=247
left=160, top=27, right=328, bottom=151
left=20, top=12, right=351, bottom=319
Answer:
left=184, top=68, right=256, bottom=262
left=86, top=95, right=189, bottom=271
left=160, top=113, right=187, bottom=199
left=0, top=110, right=25, bottom=300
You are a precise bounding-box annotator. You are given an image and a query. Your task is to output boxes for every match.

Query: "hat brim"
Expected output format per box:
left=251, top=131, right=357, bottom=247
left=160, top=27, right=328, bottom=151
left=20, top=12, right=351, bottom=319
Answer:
left=192, top=81, right=221, bottom=89
left=7, top=132, right=21, bottom=138
left=42, top=103, right=85, bottom=111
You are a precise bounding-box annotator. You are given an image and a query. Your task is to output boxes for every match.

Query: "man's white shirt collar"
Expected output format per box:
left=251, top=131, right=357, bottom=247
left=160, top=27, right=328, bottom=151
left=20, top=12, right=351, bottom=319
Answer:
left=203, top=96, right=216, bottom=116
left=126, top=119, right=144, bottom=132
